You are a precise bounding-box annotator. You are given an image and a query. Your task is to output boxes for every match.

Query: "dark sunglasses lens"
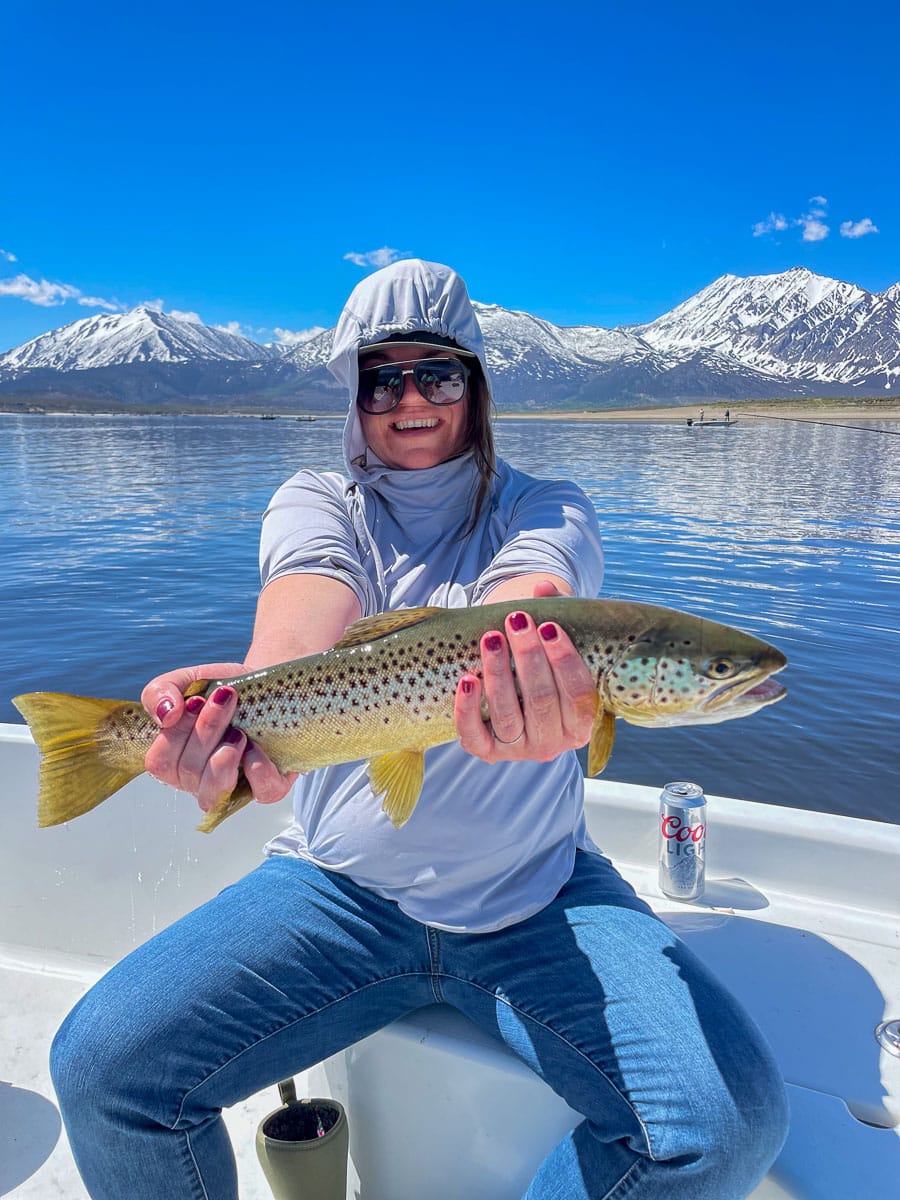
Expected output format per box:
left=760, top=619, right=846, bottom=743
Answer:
left=413, top=359, right=467, bottom=404
left=359, top=366, right=403, bottom=412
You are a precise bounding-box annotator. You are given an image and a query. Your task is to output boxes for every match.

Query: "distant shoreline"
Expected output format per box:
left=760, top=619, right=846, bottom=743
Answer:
left=1, top=398, right=898, bottom=423
left=500, top=399, right=900, bottom=423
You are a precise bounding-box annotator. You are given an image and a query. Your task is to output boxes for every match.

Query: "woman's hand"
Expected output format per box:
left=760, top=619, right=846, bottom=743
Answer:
left=454, top=581, right=599, bottom=765
left=142, top=664, right=297, bottom=813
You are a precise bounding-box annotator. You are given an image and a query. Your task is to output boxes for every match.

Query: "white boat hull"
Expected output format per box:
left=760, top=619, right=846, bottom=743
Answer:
left=2, top=722, right=898, bottom=1198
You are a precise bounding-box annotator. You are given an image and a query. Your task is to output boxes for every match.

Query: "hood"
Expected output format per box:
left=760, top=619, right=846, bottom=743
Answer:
left=327, top=259, right=492, bottom=483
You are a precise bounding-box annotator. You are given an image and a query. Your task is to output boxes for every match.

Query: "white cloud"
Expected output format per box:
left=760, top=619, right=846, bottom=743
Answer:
left=168, top=308, right=203, bottom=324
left=840, top=217, right=879, bottom=239
left=752, top=212, right=790, bottom=237
left=799, top=217, right=829, bottom=242
left=343, top=246, right=408, bottom=269
left=798, top=197, right=829, bottom=240
left=213, top=320, right=246, bottom=336
left=0, top=274, right=80, bottom=306
left=0, top=272, right=121, bottom=310
left=753, top=197, right=878, bottom=246
left=273, top=325, right=328, bottom=347
left=0, top=248, right=17, bottom=262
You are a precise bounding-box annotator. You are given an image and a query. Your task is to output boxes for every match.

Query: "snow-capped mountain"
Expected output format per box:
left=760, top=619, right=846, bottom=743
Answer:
left=1, top=269, right=898, bottom=410
left=1, top=306, right=277, bottom=372
left=626, top=268, right=900, bottom=392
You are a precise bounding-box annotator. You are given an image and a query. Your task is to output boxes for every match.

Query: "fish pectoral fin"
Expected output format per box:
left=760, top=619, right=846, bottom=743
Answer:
left=333, top=607, right=444, bottom=650
left=369, top=750, right=425, bottom=828
left=195, top=771, right=255, bottom=834
left=586, top=708, right=616, bottom=777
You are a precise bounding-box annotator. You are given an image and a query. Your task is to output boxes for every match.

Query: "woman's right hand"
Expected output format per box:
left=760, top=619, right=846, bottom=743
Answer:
left=141, top=664, right=298, bottom=814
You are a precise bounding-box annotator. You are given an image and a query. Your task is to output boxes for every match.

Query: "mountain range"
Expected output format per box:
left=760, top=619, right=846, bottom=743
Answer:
left=1, top=267, right=898, bottom=412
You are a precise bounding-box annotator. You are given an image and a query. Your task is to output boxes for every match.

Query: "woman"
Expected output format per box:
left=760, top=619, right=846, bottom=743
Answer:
left=51, top=260, right=788, bottom=1199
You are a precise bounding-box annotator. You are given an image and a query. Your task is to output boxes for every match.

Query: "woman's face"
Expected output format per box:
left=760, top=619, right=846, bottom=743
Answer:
left=357, top=343, right=472, bottom=471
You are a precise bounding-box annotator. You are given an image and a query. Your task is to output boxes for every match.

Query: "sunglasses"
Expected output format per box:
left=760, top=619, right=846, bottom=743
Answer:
left=357, top=356, right=470, bottom=414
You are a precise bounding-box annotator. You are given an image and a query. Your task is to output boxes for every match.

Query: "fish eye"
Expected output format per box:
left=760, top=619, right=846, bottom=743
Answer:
left=704, top=656, right=738, bottom=678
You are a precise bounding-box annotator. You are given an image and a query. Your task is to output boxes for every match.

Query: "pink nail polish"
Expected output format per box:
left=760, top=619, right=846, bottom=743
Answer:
left=185, top=695, right=205, bottom=715
left=539, top=623, right=559, bottom=642
left=485, top=634, right=503, bottom=653
left=212, top=686, right=234, bottom=706
left=223, top=726, right=243, bottom=745
left=156, top=698, right=175, bottom=723
left=461, top=679, right=475, bottom=695
left=509, top=611, right=528, bottom=632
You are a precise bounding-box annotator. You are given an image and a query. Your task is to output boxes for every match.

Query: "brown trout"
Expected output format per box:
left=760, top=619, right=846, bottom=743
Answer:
left=14, top=598, right=786, bottom=833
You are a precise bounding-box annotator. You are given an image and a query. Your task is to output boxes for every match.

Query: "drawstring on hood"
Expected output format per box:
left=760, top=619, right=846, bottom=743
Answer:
left=327, top=259, right=493, bottom=484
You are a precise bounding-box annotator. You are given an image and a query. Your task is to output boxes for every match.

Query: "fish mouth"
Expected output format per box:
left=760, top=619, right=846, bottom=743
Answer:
left=701, top=672, right=787, bottom=718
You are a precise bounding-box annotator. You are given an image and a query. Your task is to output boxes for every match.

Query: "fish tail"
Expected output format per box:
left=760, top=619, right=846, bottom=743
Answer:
left=13, top=691, right=143, bottom=827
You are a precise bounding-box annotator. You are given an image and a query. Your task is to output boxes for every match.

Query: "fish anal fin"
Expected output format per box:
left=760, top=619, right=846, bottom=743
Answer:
left=333, top=607, right=444, bottom=650
left=183, top=679, right=212, bottom=700
left=587, top=708, right=616, bottom=777
left=369, top=749, right=425, bottom=828
left=196, top=771, right=255, bottom=833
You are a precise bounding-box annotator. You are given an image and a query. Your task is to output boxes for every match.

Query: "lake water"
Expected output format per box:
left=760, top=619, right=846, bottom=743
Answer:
left=2, top=411, right=898, bottom=824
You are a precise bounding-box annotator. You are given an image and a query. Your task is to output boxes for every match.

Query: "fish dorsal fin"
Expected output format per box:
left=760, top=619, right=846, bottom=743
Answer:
left=587, top=708, right=616, bottom=777
left=332, top=607, right=444, bottom=650
left=369, top=749, right=426, bottom=827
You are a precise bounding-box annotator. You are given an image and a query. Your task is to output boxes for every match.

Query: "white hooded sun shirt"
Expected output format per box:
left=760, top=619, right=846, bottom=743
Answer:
left=261, top=260, right=605, bottom=932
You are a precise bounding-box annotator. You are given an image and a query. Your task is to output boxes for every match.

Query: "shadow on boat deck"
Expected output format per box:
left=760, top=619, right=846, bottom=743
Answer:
left=0, top=1083, right=62, bottom=1193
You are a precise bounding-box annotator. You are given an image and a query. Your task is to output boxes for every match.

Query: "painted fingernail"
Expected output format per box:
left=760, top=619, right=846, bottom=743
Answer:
left=509, top=611, right=528, bottom=632
left=155, top=698, right=175, bottom=723
left=461, top=679, right=475, bottom=695
left=485, top=634, right=503, bottom=652
left=223, top=726, right=243, bottom=745
left=212, top=686, right=235, bottom=706
left=539, top=623, right=559, bottom=642
left=185, top=695, right=205, bottom=715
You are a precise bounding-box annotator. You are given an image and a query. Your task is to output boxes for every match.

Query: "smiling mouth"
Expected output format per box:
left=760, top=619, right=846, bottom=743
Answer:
left=392, top=418, right=440, bottom=431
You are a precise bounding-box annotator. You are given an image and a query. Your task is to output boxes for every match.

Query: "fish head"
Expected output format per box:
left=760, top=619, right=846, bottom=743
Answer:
left=600, top=611, right=787, bottom=728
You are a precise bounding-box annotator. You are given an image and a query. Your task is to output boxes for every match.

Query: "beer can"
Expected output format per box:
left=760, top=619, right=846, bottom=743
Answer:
left=658, top=781, right=706, bottom=900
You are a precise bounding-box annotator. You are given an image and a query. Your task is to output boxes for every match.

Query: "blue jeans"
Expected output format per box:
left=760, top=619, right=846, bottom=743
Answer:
left=51, top=851, right=787, bottom=1199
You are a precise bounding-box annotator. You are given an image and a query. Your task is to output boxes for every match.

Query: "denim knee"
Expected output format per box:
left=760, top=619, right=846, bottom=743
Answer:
left=51, top=997, right=102, bottom=1114
left=693, top=1042, right=789, bottom=1191
left=50, top=986, right=144, bottom=1123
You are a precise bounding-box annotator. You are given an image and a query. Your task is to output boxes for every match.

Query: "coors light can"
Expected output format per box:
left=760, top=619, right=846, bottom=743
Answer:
left=658, top=782, right=706, bottom=900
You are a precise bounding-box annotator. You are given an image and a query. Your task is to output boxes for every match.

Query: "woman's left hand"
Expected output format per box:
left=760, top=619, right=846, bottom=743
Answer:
left=454, top=589, right=599, bottom=765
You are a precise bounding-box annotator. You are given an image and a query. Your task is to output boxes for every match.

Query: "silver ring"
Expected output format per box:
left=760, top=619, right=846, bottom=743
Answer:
left=491, top=726, right=525, bottom=746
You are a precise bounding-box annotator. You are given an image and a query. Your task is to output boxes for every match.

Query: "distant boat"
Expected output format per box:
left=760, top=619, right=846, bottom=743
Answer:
left=686, top=417, right=737, bottom=427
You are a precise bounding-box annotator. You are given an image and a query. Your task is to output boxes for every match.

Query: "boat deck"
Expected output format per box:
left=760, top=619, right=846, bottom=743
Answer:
left=2, top=722, right=898, bottom=1198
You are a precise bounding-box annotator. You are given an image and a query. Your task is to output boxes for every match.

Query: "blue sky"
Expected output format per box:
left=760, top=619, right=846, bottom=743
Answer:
left=2, top=0, right=897, bottom=352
